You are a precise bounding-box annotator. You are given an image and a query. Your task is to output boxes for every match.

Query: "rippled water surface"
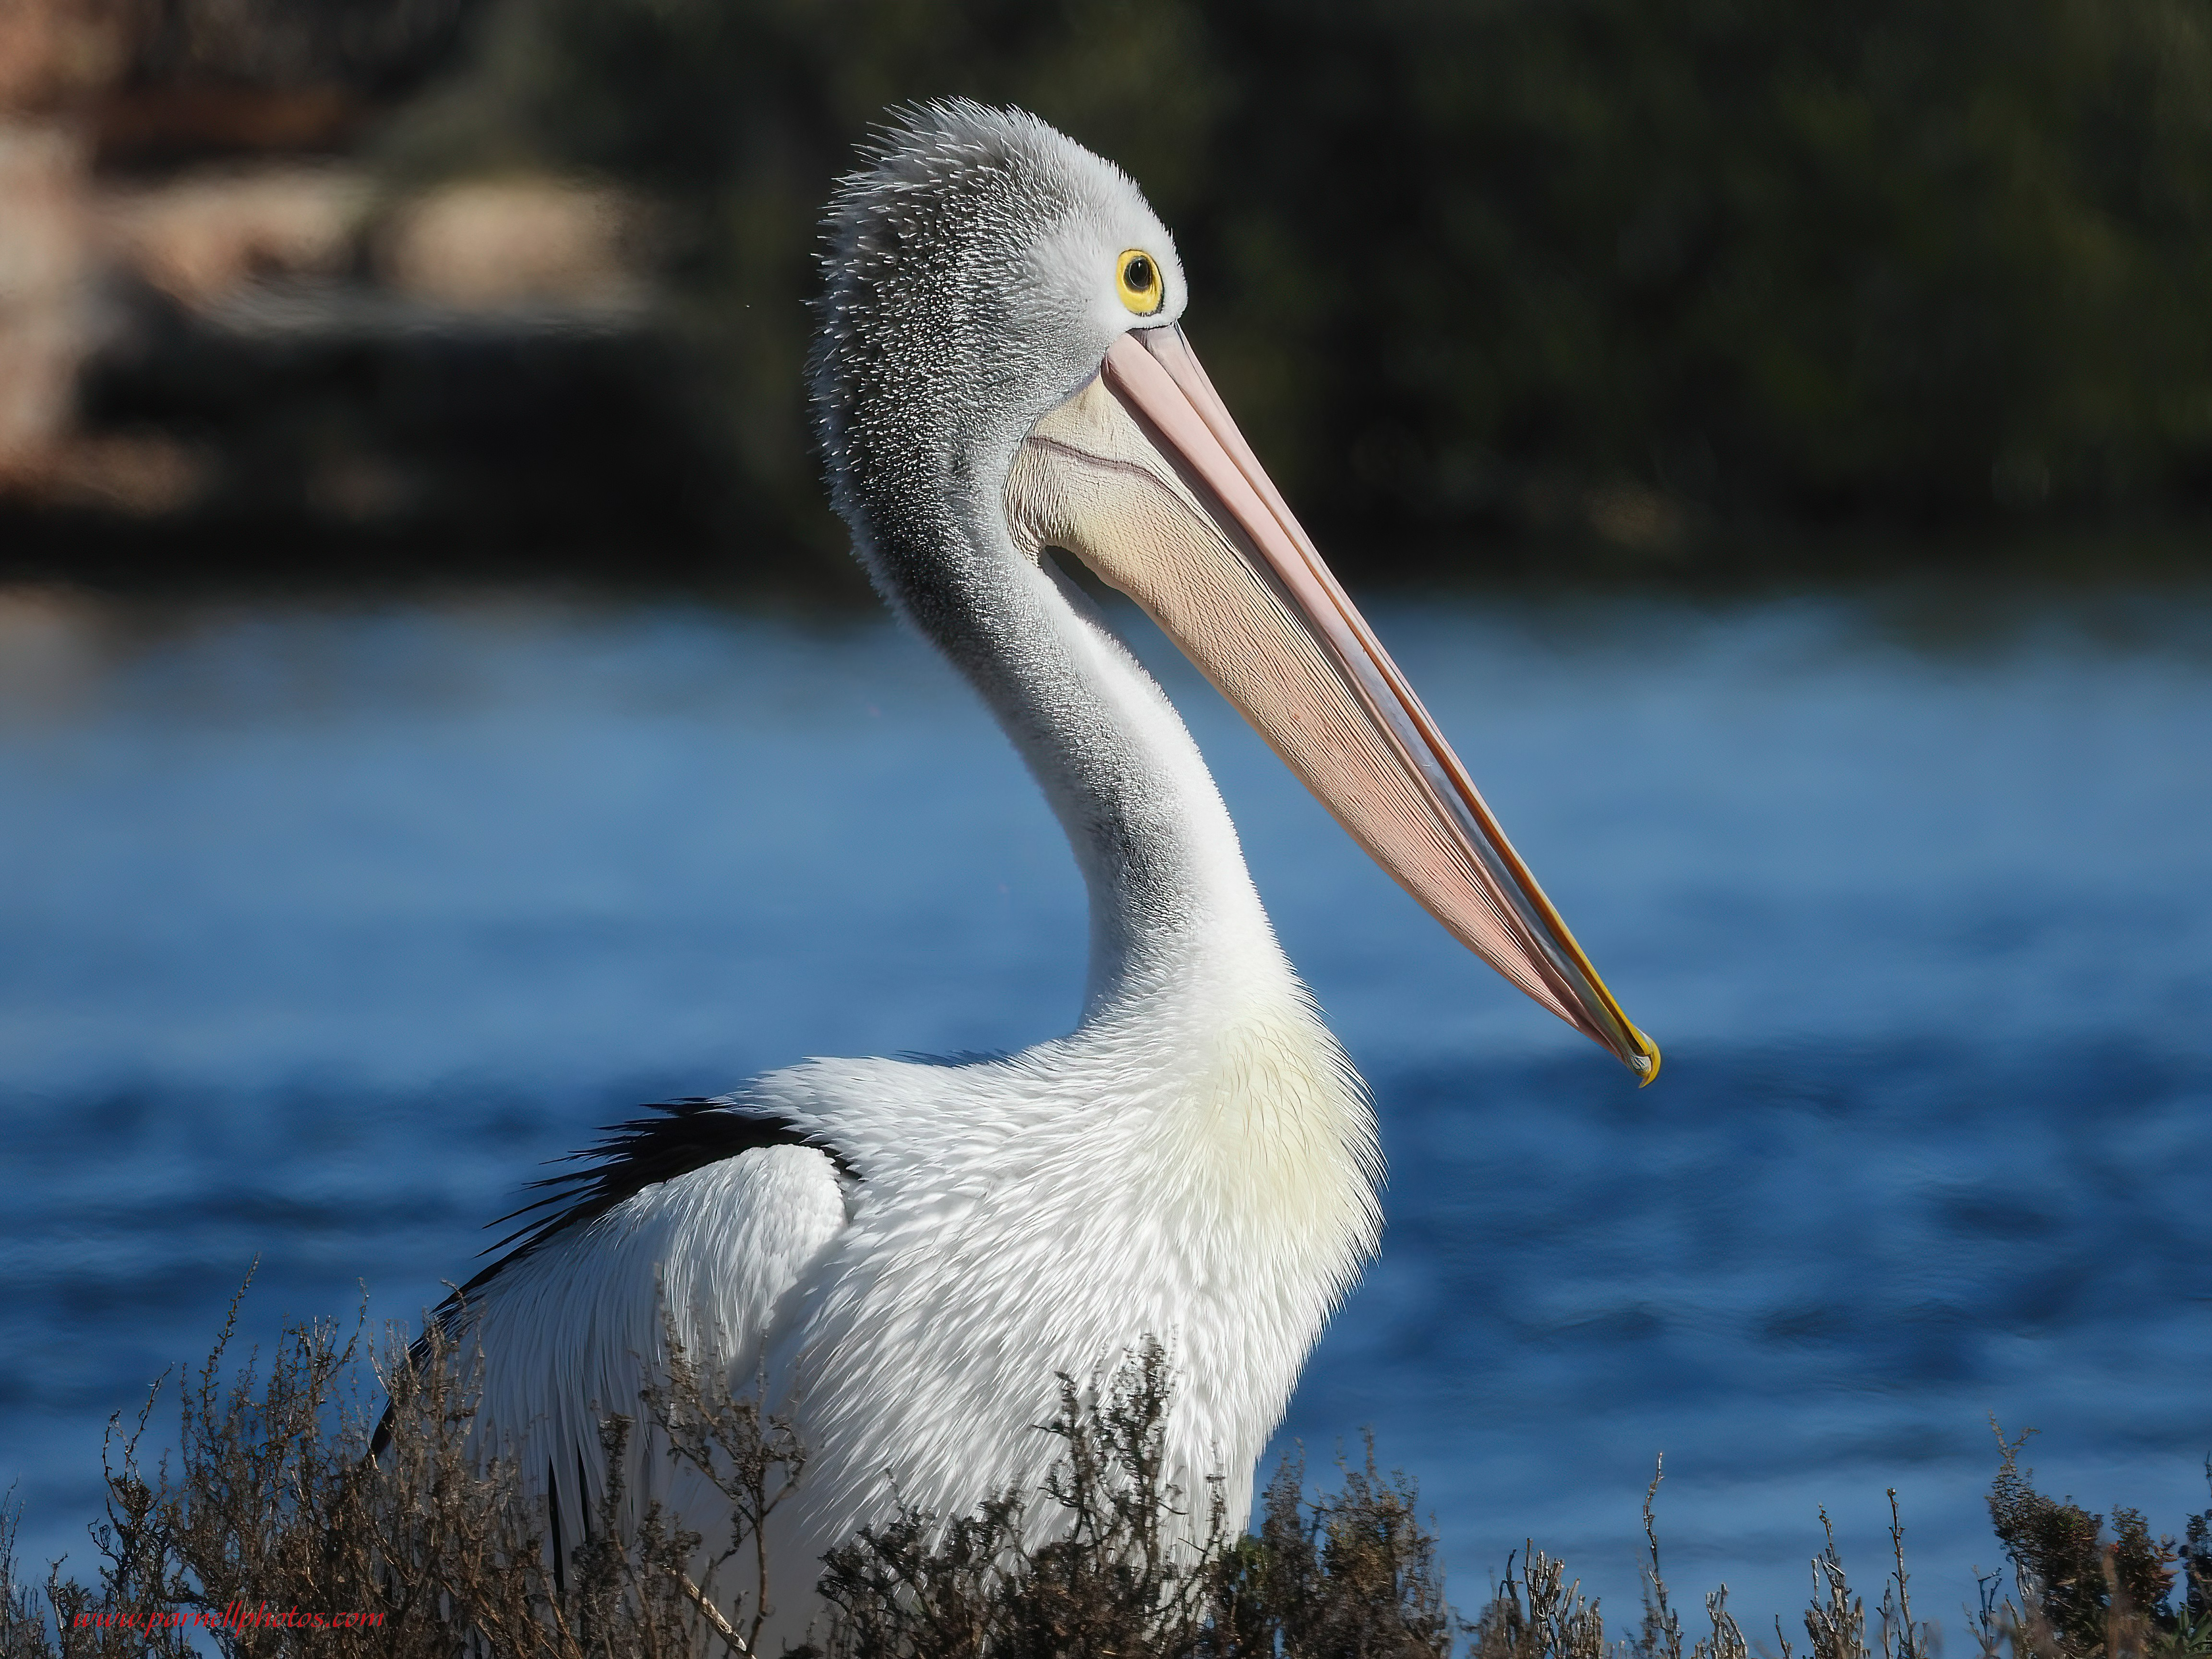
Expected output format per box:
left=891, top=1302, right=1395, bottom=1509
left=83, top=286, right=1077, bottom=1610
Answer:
left=3, top=582, right=2208, bottom=1627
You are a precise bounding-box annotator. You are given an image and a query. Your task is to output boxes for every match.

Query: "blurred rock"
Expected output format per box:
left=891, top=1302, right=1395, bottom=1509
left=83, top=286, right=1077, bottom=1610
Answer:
left=92, top=83, right=368, bottom=167
left=0, top=0, right=701, bottom=577
left=26, top=431, right=209, bottom=514
left=376, top=176, right=649, bottom=311
left=90, top=0, right=469, bottom=167
left=110, top=0, right=469, bottom=97
left=0, top=0, right=133, bottom=112
left=0, top=120, right=93, bottom=475
left=96, top=161, right=370, bottom=303
left=1584, top=482, right=1688, bottom=557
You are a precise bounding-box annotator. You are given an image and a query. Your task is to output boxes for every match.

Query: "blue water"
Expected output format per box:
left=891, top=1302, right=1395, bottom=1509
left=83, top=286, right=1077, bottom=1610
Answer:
left=2, top=581, right=2208, bottom=1635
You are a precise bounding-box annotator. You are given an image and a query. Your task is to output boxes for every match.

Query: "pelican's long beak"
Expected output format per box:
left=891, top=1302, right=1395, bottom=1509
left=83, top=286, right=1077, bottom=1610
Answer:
left=1005, top=325, right=1659, bottom=1081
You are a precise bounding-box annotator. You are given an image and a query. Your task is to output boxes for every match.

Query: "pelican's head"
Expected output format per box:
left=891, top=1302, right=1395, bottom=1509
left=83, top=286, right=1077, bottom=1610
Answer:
left=813, top=102, right=1659, bottom=1081
left=814, top=103, right=1190, bottom=584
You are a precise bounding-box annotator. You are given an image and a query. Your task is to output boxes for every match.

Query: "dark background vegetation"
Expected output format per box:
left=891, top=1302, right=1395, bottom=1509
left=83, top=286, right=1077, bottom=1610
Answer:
left=10, top=0, right=2212, bottom=586
left=475, top=0, right=2212, bottom=572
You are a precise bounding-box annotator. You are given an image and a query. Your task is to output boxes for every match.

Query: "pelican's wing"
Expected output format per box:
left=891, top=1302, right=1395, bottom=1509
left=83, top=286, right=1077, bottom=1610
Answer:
left=423, top=1102, right=854, bottom=1565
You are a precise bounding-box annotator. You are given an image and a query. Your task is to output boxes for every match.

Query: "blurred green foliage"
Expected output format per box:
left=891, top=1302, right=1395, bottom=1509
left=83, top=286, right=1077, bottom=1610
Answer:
left=394, top=0, right=2212, bottom=571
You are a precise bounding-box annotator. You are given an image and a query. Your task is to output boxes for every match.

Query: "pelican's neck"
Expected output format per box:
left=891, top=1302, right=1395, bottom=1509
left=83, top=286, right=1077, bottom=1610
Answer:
left=873, top=475, right=1290, bottom=1027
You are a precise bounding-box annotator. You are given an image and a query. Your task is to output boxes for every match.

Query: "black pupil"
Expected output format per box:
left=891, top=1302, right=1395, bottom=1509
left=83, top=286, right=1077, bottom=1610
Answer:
left=1126, top=255, right=1154, bottom=292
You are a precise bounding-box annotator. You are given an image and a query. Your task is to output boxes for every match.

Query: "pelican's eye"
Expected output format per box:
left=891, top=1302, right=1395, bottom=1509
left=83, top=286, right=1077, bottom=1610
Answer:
left=1117, top=249, right=1164, bottom=315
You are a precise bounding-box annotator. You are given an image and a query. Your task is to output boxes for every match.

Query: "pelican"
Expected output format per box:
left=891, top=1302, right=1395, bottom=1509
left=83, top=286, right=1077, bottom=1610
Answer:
left=442, top=102, right=1657, bottom=1644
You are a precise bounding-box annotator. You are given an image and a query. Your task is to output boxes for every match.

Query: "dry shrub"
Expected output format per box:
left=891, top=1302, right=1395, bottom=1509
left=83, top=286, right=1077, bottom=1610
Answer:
left=1974, top=1425, right=2212, bottom=1659
left=5, top=1302, right=1454, bottom=1659
left=14, top=1291, right=2211, bottom=1659
left=1466, top=1542, right=1605, bottom=1659
left=1470, top=1458, right=1931, bottom=1659
left=638, top=1309, right=811, bottom=1657
left=1463, top=1431, right=2212, bottom=1659
left=816, top=1344, right=1455, bottom=1659
left=1234, top=1438, right=1457, bottom=1659
left=816, top=1343, right=1227, bottom=1658
left=2, top=1498, right=55, bottom=1657
left=11, top=1276, right=788, bottom=1658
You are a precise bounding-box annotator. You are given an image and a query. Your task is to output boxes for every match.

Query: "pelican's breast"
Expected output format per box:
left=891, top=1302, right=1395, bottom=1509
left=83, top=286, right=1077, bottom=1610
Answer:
left=764, top=992, right=1379, bottom=1567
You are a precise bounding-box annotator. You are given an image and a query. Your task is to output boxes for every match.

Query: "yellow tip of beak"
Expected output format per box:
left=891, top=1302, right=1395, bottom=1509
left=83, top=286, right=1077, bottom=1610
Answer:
left=1631, top=1027, right=1663, bottom=1086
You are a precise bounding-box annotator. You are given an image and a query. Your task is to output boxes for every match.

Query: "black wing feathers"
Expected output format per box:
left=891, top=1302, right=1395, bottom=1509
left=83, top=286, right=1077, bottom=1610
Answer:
left=465, top=1098, right=853, bottom=1298
left=372, top=1100, right=851, bottom=1456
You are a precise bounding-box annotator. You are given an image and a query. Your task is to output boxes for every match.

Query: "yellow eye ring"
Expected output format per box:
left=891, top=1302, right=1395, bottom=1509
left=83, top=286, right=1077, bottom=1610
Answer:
left=1117, top=249, right=1164, bottom=315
